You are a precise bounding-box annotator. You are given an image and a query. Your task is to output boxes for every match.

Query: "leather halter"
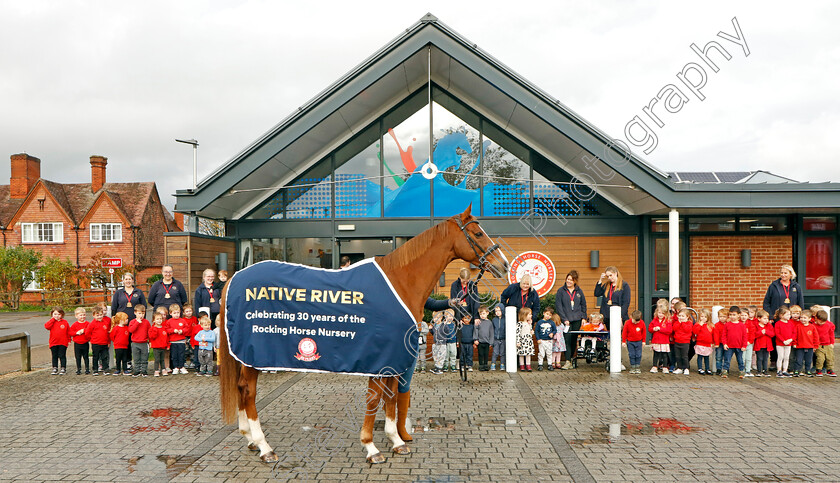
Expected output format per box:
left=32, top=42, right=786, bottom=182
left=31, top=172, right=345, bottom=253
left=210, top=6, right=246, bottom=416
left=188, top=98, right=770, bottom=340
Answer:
left=453, top=217, right=501, bottom=291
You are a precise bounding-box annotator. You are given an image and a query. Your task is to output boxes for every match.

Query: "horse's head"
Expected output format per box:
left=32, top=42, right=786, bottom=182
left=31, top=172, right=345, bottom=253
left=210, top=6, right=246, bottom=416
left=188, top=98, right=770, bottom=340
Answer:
left=450, top=204, right=510, bottom=278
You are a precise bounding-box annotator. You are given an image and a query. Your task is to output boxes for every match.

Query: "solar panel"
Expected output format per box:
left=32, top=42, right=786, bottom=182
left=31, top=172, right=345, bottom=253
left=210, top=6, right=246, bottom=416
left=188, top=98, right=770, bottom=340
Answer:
left=715, top=172, right=751, bottom=183
left=675, top=172, right=718, bottom=182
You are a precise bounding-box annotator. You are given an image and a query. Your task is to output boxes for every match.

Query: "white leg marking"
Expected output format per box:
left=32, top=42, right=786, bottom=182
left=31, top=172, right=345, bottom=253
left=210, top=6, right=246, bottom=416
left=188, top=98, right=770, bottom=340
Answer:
left=248, top=417, right=274, bottom=456
left=238, top=410, right=254, bottom=443
left=384, top=417, right=405, bottom=449
left=363, top=442, right=380, bottom=458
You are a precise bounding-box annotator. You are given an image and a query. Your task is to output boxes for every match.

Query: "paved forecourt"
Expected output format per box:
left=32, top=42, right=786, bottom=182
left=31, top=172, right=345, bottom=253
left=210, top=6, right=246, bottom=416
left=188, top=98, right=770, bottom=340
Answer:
left=1, top=347, right=839, bottom=482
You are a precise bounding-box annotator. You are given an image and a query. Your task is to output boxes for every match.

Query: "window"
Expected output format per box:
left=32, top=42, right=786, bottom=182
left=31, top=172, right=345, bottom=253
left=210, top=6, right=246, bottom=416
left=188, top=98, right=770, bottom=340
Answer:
left=21, top=222, right=63, bottom=243
left=805, top=236, right=834, bottom=290
left=90, top=223, right=122, bottom=242
left=24, top=271, right=41, bottom=291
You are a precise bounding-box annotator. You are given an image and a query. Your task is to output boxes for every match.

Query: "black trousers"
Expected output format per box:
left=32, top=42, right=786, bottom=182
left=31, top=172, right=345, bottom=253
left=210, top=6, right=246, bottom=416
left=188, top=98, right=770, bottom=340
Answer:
left=50, top=345, right=67, bottom=369
left=114, top=348, right=131, bottom=372
left=674, top=343, right=690, bottom=370
left=74, top=342, right=89, bottom=372
left=91, top=344, right=110, bottom=372
left=756, top=348, right=770, bottom=373
left=477, top=342, right=490, bottom=368
left=564, top=320, right=582, bottom=361
left=653, top=350, right=670, bottom=368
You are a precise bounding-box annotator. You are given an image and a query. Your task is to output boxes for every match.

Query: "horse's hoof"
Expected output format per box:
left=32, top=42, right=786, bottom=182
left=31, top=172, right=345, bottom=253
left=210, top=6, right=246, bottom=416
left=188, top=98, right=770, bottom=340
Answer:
left=366, top=452, right=386, bottom=464
left=247, top=442, right=259, bottom=451
left=260, top=451, right=279, bottom=463
left=392, top=444, right=411, bottom=455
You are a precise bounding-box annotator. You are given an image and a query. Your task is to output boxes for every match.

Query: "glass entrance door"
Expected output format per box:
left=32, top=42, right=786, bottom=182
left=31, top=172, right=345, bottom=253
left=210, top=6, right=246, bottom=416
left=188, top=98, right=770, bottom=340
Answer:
left=337, top=238, right=395, bottom=265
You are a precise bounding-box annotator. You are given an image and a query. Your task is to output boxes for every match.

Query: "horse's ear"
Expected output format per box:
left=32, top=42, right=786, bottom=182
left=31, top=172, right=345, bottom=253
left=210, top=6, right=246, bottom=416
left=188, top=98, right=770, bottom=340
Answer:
left=460, top=203, right=473, bottom=221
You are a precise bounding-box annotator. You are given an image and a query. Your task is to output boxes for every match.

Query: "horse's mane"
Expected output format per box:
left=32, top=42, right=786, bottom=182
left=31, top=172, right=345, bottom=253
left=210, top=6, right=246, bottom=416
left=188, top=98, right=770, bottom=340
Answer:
left=378, top=219, right=451, bottom=271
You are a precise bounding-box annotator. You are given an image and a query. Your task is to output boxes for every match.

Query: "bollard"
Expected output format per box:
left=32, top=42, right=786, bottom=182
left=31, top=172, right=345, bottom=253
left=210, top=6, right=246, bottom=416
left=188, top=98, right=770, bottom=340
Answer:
left=505, top=306, right=517, bottom=373
left=610, top=306, right=622, bottom=373
left=0, top=331, right=32, bottom=372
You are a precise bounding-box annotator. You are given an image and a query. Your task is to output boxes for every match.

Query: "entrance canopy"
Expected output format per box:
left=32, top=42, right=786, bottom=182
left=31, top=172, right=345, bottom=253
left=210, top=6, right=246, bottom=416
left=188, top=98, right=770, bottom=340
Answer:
left=175, top=14, right=840, bottom=220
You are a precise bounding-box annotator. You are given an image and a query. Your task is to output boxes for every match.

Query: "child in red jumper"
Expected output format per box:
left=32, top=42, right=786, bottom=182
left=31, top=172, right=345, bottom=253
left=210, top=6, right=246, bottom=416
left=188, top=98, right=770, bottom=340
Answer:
left=721, top=306, right=747, bottom=378
left=128, top=305, right=151, bottom=377
left=110, top=313, right=131, bottom=376
left=713, top=308, right=728, bottom=375
left=149, top=312, right=170, bottom=377
left=622, top=310, right=646, bottom=373
left=69, top=307, right=91, bottom=375
left=182, top=304, right=201, bottom=372
left=814, top=310, right=836, bottom=377
left=672, top=309, right=694, bottom=375
left=693, top=309, right=714, bottom=375
left=648, top=307, right=672, bottom=373
left=774, top=307, right=795, bottom=377
left=741, top=307, right=756, bottom=377
left=45, top=307, right=71, bottom=375
left=88, top=306, right=111, bottom=375
left=166, top=304, right=190, bottom=374
left=753, top=310, right=775, bottom=377
left=793, top=310, right=819, bottom=377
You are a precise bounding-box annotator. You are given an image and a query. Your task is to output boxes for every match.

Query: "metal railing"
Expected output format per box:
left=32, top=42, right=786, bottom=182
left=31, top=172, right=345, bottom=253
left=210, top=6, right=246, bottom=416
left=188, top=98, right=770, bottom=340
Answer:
left=0, top=332, right=32, bottom=372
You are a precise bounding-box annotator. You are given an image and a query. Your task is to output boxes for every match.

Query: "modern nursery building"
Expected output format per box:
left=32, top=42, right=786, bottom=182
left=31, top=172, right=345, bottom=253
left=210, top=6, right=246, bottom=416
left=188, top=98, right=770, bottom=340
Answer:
left=174, top=15, right=840, bottom=321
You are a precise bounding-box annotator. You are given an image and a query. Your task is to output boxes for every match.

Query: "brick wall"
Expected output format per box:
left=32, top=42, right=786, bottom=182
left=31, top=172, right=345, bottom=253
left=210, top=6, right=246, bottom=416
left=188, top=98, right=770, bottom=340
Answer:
left=689, top=235, right=792, bottom=309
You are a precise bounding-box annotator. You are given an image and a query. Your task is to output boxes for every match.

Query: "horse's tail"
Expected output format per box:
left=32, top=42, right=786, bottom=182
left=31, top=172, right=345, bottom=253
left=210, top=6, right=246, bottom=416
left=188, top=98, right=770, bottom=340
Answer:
left=218, top=284, right=239, bottom=425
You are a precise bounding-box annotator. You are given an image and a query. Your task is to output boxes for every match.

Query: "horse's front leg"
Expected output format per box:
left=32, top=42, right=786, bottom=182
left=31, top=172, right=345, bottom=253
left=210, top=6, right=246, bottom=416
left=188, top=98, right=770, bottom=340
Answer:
left=360, top=377, right=386, bottom=463
left=239, top=365, right=278, bottom=462
left=383, top=377, right=410, bottom=455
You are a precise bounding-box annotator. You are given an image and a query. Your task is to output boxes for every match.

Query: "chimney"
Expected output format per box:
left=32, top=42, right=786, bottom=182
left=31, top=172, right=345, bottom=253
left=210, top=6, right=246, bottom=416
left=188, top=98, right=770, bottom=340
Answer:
left=90, top=155, right=107, bottom=192
left=10, top=153, right=41, bottom=199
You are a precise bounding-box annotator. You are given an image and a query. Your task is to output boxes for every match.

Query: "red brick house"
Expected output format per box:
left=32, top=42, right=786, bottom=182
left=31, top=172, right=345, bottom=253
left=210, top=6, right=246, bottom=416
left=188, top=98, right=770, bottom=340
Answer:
left=0, top=153, right=182, bottom=300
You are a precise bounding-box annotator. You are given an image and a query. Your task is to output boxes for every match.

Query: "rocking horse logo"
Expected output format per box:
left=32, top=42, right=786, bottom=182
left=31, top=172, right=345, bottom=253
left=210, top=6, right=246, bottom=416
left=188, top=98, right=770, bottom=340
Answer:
left=294, top=337, right=320, bottom=362
left=508, top=251, right=556, bottom=297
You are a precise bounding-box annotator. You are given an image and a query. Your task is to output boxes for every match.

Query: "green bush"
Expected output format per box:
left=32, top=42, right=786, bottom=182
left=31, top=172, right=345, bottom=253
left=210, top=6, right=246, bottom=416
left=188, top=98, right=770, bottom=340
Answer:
left=39, top=257, right=80, bottom=308
left=0, top=246, right=41, bottom=310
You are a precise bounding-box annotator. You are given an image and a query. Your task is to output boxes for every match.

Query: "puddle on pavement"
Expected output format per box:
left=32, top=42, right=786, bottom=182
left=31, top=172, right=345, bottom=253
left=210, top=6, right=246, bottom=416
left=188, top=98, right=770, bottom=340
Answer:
left=570, top=418, right=704, bottom=444
left=408, top=416, right=456, bottom=433
left=124, top=454, right=199, bottom=478
left=129, top=407, right=202, bottom=434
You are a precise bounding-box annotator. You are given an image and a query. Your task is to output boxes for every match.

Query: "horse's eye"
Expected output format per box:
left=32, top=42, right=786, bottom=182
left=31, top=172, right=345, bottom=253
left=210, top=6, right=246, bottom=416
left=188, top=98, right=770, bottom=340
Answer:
left=475, top=232, right=483, bottom=238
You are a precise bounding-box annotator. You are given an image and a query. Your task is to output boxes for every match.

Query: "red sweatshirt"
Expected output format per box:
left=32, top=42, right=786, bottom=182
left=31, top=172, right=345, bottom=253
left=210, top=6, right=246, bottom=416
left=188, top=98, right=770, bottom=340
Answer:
left=774, top=320, right=796, bottom=346
left=148, top=325, right=170, bottom=349
left=622, top=319, right=646, bottom=342
left=794, top=323, right=820, bottom=349
left=648, top=317, right=672, bottom=345
left=165, top=317, right=189, bottom=342
left=753, top=323, right=775, bottom=351
left=672, top=320, right=694, bottom=344
left=668, top=314, right=679, bottom=343
left=712, top=321, right=726, bottom=346
left=69, top=321, right=90, bottom=344
left=128, top=318, right=151, bottom=343
left=816, top=321, right=836, bottom=346
left=189, top=323, right=203, bottom=346
left=87, top=318, right=111, bottom=345
left=722, top=321, right=747, bottom=349
left=45, top=318, right=71, bottom=347
left=745, top=319, right=757, bottom=344
left=110, top=325, right=130, bottom=349
left=692, top=324, right=714, bottom=347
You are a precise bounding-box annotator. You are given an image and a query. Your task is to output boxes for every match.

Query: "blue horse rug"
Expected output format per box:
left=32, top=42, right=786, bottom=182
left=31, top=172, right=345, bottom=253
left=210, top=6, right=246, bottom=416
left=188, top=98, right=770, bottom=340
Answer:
left=224, top=258, right=418, bottom=377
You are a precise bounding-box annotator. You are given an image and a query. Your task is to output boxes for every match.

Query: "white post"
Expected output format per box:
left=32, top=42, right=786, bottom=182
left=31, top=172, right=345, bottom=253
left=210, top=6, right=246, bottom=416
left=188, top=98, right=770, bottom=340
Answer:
left=711, top=305, right=723, bottom=372
left=505, top=306, right=517, bottom=373
left=610, top=305, right=622, bottom=373
left=668, top=208, right=680, bottom=302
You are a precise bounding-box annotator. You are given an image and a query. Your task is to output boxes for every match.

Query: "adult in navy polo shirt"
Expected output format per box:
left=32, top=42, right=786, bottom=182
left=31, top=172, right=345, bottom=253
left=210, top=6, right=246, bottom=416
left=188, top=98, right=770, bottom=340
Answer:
left=148, top=265, right=188, bottom=313
left=194, top=268, right=221, bottom=329
left=500, top=274, right=540, bottom=320
left=450, top=268, right=480, bottom=320
left=111, top=272, right=147, bottom=320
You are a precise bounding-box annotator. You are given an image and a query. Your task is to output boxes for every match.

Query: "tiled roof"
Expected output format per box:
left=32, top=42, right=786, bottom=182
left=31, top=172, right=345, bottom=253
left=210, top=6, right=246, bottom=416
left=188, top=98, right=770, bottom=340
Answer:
left=0, top=179, right=168, bottom=227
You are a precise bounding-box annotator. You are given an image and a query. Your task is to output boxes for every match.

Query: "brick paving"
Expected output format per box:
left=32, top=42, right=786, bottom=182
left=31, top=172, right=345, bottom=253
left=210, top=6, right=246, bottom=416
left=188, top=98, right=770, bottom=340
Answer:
left=1, top=346, right=839, bottom=482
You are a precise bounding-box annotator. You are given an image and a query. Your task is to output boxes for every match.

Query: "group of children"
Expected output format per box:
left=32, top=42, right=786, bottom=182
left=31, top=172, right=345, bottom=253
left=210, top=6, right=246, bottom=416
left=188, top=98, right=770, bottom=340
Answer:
left=624, top=299, right=836, bottom=378
left=45, top=302, right=220, bottom=377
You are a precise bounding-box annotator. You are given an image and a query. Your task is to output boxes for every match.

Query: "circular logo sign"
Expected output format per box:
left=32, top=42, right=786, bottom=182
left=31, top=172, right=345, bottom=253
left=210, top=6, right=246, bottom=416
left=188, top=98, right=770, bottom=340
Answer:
left=295, top=337, right=320, bottom=362
left=508, top=251, right=556, bottom=297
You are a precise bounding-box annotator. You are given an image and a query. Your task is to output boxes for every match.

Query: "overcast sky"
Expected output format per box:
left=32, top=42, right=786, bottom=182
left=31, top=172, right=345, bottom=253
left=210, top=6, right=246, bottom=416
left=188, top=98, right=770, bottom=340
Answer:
left=2, top=1, right=838, bottom=212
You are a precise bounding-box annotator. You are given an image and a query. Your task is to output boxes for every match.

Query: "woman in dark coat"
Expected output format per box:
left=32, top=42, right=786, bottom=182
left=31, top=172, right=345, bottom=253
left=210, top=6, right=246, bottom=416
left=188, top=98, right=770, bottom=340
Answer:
left=500, top=274, right=540, bottom=320
left=110, top=272, right=146, bottom=320
left=450, top=268, right=479, bottom=320
left=593, top=266, right=630, bottom=330
left=763, top=265, right=804, bottom=318
left=555, top=270, right=587, bottom=369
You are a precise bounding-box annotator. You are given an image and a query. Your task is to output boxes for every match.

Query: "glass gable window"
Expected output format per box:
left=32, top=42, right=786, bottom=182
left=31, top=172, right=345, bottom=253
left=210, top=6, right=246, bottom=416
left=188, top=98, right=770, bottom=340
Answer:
left=248, top=162, right=332, bottom=220
left=335, top=124, right=381, bottom=218
left=432, top=104, right=482, bottom=218
left=382, top=104, right=431, bottom=218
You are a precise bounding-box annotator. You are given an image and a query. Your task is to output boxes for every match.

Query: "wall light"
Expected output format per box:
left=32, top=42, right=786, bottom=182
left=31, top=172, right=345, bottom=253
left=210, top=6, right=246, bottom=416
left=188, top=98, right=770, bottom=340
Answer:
left=741, top=249, right=751, bottom=268
left=590, top=250, right=600, bottom=268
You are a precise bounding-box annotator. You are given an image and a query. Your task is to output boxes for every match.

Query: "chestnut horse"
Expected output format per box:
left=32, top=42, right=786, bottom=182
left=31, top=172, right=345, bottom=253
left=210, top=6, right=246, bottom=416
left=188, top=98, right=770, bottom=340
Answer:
left=218, top=205, right=509, bottom=463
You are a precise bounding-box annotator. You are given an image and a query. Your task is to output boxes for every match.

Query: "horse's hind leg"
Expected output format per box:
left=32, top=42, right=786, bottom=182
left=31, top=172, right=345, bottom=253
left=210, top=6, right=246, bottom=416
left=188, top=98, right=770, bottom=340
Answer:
left=239, top=365, right=278, bottom=462
left=360, top=377, right=385, bottom=463
left=383, top=377, right=409, bottom=455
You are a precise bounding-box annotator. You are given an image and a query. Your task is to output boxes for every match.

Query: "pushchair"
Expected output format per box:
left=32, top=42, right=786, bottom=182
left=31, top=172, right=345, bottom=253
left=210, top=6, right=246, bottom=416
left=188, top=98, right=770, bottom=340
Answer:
left=569, top=330, right=610, bottom=370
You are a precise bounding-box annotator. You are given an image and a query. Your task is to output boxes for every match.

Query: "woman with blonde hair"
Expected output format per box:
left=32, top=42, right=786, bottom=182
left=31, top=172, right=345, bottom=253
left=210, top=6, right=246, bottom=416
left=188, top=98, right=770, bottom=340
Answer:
left=763, top=265, right=804, bottom=318
left=593, top=266, right=631, bottom=329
